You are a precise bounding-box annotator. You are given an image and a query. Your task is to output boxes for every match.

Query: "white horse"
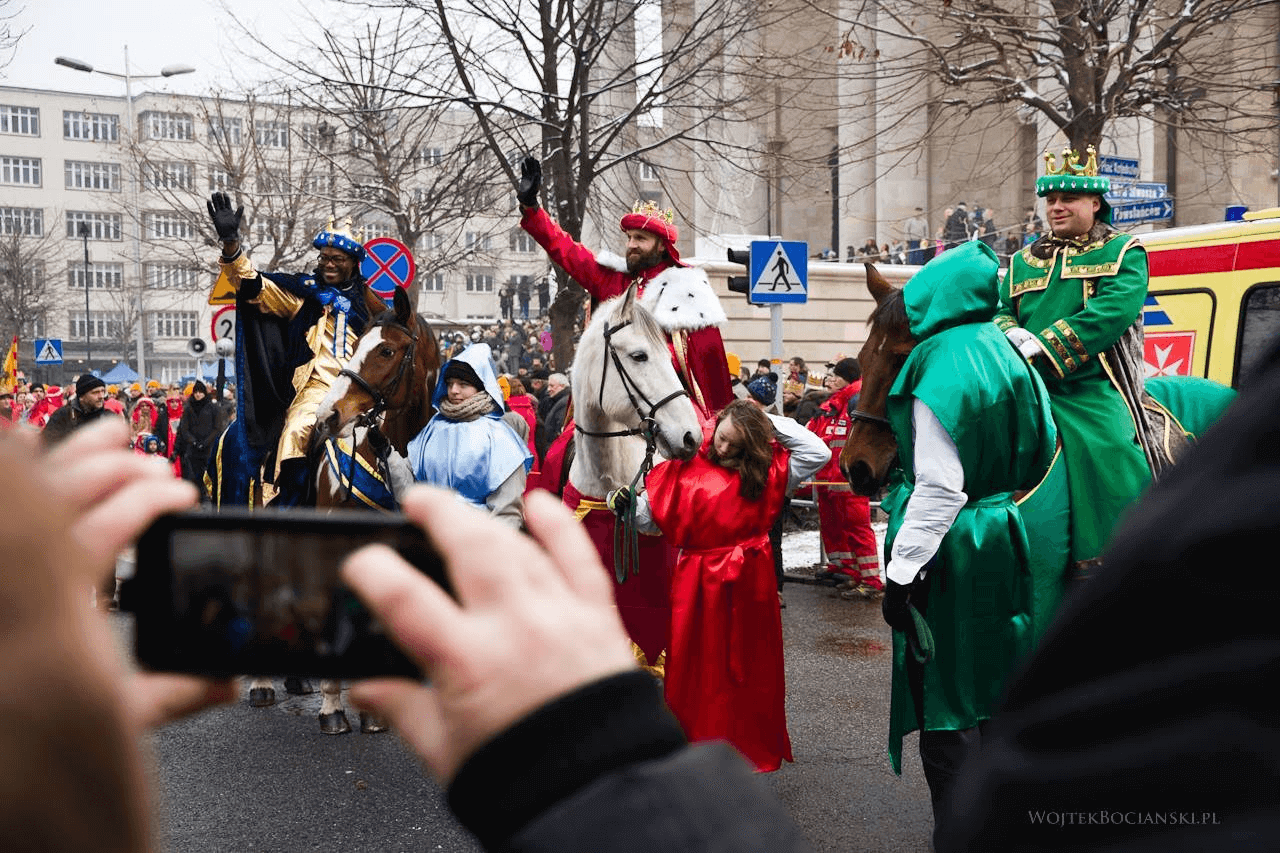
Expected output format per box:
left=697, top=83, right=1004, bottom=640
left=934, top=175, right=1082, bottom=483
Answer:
left=565, top=284, right=703, bottom=664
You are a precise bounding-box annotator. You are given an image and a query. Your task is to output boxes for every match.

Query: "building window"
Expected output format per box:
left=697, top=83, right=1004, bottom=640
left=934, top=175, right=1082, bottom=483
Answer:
left=145, top=263, right=203, bottom=289
left=465, top=272, right=495, bottom=292
left=63, top=110, right=119, bottom=142
left=417, top=232, right=443, bottom=252
left=142, top=111, right=194, bottom=142
left=20, top=314, right=46, bottom=339
left=254, top=120, right=289, bottom=148
left=640, top=161, right=659, bottom=181
left=0, top=105, right=39, bottom=136
left=148, top=311, right=199, bottom=339
left=70, top=311, right=125, bottom=340
left=68, top=261, right=124, bottom=290
left=303, top=173, right=335, bottom=194
left=421, top=272, right=444, bottom=292
left=0, top=207, right=43, bottom=237
left=417, top=146, right=443, bottom=166
left=207, top=166, right=237, bottom=192
left=510, top=231, right=536, bottom=253
left=0, top=156, right=41, bottom=186
left=145, top=212, right=195, bottom=240
left=208, top=117, right=242, bottom=145
left=361, top=221, right=393, bottom=240
left=254, top=171, right=289, bottom=195
left=65, top=160, right=122, bottom=191
left=299, top=122, right=336, bottom=151
left=66, top=211, right=121, bottom=240
left=143, top=160, right=195, bottom=191
left=251, top=220, right=279, bottom=246
left=465, top=232, right=492, bottom=251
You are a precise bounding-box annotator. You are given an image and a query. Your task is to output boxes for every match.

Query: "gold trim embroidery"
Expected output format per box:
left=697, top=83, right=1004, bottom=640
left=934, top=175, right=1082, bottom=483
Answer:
left=1054, top=320, right=1090, bottom=360
left=1043, top=328, right=1078, bottom=372
left=1009, top=275, right=1051, bottom=299
left=670, top=329, right=707, bottom=414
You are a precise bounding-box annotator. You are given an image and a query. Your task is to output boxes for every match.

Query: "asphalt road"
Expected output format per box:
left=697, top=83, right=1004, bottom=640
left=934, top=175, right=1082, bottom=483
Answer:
left=120, top=571, right=932, bottom=852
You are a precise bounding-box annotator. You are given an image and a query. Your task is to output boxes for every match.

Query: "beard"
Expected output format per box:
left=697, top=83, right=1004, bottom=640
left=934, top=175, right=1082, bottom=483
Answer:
left=626, top=244, right=666, bottom=275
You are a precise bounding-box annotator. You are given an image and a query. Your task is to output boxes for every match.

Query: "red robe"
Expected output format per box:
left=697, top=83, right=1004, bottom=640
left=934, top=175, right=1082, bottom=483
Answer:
left=806, top=381, right=882, bottom=588
left=521, top=207, right=734, bottom=419
left=645, top=439, right=794, bottom=772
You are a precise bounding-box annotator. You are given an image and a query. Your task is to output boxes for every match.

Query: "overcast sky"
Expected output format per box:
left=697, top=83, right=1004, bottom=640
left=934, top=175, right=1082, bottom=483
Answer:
left=3, top=0, right=318, bottom=97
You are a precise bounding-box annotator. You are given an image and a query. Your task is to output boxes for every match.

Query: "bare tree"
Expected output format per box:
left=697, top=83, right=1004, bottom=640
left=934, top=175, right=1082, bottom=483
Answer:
left=0, top=219, right=61, bottom=376
left=0, top=0, right=27, bottom=71
left=371, top=0, right=781, bottom=367
left=836, top=0, right=1279, bottom=154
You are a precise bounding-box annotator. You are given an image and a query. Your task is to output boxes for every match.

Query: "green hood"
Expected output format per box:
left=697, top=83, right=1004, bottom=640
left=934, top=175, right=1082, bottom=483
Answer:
left=904, top=241, right=1001, bottom=341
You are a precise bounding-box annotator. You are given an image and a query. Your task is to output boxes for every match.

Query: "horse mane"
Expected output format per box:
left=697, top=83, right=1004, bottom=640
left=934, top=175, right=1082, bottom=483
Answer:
left=869, top=286, right=908, bottom=334
left=619, top=295, right=668, bottom=354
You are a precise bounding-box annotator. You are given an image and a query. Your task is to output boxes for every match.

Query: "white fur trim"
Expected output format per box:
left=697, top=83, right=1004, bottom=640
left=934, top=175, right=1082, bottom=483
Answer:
left=597, top=249, right=629, bottom=273
left=639, top=266, right=728, bottom=331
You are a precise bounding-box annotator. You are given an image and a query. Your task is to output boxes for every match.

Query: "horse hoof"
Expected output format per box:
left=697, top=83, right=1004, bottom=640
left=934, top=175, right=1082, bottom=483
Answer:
left=319, top=711, right=352, bottom=735
left=360, top=712, right=389, bottom=734
left=249, top=687, right=276, bottom=707
left=284, top=677, right=315, bottom=695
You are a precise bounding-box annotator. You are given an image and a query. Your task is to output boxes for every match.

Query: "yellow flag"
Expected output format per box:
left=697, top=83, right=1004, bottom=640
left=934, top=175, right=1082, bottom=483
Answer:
left=1, top=335, right=17, bottom=394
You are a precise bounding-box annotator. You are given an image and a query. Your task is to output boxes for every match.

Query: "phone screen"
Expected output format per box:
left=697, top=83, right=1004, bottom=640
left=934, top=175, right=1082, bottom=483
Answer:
left=129, top=511, right=446, bottom=678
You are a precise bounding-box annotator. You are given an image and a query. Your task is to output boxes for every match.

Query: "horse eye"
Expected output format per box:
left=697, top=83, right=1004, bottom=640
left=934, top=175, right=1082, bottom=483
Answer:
left=378, top=346, right=395, bottom=358
left=630, top=351, right=649, bottom=363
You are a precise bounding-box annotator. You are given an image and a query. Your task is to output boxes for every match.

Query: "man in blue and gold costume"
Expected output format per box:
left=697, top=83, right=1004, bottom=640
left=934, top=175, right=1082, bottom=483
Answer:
left=205, top=192, right=387, bottom=507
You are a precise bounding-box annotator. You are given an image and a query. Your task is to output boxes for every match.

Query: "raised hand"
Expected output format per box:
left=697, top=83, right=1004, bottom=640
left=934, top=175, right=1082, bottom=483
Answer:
left=206, top=191, right=243, bottom=243
left=516, top=156, right=542, bottom=209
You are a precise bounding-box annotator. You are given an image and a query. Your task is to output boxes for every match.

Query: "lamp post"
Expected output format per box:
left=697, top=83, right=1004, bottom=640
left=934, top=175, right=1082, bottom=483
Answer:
left=55, top=49, right=195, bottom=381
left=79, top=222, right=91, bottom=370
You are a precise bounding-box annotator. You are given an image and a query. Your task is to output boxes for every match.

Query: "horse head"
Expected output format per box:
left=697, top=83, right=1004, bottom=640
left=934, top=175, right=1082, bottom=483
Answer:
left=315, top=287, right=440, bottom=454
left=841, top=263, right=916, bottom=496
left=572, top=284, right=702, bottom=492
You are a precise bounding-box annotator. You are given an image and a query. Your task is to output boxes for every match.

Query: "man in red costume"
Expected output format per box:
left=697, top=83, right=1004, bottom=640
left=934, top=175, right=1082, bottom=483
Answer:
left=610, top=399, right=830, bottom=771
left=806, top=357, right=883, bottom=598
left=515, top=157, right=734, bottom=421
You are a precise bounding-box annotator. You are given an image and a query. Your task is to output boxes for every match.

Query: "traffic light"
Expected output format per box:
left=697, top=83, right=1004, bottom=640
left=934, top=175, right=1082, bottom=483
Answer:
left=727, top=247, right=751, bottom=300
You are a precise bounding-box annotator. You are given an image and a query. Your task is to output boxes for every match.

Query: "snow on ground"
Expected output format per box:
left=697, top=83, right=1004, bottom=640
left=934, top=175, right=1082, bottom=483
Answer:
left=781, top=523, right=888, bottom=575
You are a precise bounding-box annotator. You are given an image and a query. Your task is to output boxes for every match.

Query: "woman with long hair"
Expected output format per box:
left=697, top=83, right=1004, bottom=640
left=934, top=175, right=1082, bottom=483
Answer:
left=614, top=398, right=829, bottom=771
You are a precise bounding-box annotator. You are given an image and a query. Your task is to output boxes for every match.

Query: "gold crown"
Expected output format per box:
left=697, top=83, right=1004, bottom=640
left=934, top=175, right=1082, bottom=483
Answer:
left=630, top=200, right=675, bottom=224
left=1043, top=145, right=1099, bottom=178
left=324, top=216, right=364, bottom=243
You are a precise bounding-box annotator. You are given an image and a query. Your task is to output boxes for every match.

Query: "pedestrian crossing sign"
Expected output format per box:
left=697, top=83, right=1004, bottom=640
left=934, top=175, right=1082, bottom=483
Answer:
left=34, top=338, right=63, bottom=365
left=750, top=241, right=808, bottom=304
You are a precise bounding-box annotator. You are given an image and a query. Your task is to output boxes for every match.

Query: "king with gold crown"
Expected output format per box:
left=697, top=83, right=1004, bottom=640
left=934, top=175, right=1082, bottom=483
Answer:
left=993, top=145, right=1182, bottom=578
left=203, top=192, right=389, bottom=507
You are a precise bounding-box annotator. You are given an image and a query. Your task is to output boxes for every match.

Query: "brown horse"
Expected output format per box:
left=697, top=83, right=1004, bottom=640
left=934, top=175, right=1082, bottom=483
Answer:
left=245, top=287, right=440, bottom=735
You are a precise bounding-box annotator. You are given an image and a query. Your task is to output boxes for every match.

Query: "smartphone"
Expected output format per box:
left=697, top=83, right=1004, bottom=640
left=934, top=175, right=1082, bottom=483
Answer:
left=123, top=508, right=451, bottom=679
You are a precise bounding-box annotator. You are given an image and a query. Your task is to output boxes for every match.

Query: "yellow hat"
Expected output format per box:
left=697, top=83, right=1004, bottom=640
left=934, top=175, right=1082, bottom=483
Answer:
left=129, top=382, right=142, bottom=393
left=107, top=384, right=119, bottom=394
left=725, top=351, right=742, bottom=379
left=183, top=382, right=195, bottom=395
left=146, top=379, right=161, bottom=389
left=497, top=374, right=511, bottom=400
left=783, top=380, right=805, bottom=397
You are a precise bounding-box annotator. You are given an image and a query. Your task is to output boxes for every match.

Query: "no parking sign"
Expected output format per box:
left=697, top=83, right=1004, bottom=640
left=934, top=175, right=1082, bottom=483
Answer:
left=361, top=237, right=416, bottom=304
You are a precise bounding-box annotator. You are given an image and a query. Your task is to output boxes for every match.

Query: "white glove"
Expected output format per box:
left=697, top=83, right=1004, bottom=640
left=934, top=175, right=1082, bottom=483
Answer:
left=1004, top=327, right=1041, bottom=359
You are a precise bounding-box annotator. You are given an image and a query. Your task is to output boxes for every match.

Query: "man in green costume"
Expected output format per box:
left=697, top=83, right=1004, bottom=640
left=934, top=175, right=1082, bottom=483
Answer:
left=995, top=145, right=1179, bottom=577
left=878, top=241, right=1059, bottom=833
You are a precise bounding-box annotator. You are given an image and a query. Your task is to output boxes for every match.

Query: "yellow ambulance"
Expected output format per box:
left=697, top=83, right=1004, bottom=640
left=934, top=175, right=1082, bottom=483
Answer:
left=1139, top=208, right=1280, bottom=387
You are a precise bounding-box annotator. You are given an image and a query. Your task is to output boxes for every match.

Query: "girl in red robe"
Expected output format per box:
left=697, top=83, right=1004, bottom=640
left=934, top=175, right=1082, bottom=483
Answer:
left=620, top=399, right=830, bottom=771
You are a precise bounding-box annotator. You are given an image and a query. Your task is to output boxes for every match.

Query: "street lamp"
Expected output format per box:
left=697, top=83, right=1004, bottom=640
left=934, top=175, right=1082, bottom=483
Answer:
left=54, top=49, right=195, bottom=381
left=79, top=222, right=91, bottom=370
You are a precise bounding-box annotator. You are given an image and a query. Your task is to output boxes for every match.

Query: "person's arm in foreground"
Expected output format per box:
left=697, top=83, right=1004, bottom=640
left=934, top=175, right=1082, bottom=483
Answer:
left=344, top=486, right=814, bottom=853
left=0, top=420, right=235, bottom=853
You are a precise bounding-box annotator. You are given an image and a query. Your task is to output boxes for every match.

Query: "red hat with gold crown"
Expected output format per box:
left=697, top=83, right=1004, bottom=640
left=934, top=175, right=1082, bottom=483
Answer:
left=620, top=200, right=685, bottom=266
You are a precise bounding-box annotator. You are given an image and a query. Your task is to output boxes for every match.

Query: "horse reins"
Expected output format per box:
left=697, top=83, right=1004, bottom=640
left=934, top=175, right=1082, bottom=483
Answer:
left=574, top=317, right=689, bottom=583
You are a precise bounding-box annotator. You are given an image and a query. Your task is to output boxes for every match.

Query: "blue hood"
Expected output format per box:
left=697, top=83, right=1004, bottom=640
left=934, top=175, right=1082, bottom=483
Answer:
left=431, top=343, right=504, bottom=416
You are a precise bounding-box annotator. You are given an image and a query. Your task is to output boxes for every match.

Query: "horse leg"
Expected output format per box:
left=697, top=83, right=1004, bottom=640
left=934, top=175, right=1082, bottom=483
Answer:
left=284, top=676, right=314, bottom=695
left=318, top=678, right=352, bottom=735
left=248, top=677, right=276, bottom=708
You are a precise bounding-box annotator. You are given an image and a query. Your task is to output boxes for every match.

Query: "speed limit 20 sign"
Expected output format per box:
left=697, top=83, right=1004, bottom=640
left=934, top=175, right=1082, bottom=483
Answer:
left=211, top=305, right=236, bottom=344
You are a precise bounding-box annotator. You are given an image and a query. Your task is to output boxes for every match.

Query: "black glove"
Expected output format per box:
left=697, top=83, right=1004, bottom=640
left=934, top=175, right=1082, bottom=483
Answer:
left=607, top=486, right=633, bottom=516
left=881, top=580, right=913, bottom=632
left=206, top=192, right=243, bottom=243
left=516, top=156, right=542, bottom=208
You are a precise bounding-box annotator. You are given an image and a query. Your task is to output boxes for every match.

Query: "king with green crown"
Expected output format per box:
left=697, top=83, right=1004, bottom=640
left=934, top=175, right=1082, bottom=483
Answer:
left=994, top=144, right=1180, bottom=577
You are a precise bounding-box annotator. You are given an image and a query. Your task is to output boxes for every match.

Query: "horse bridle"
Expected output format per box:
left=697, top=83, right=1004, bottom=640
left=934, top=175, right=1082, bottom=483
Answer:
left=337, top=313, right=420, bottom=429
left=847, top=408, right=892, bottom=429
left=574, top=318, right=690, bottom=448
left=332, top=313, right=419, bottom=504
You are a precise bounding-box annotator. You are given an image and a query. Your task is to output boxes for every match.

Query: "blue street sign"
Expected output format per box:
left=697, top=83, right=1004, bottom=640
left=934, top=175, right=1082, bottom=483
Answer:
left=1107, top=181, right=1168, bottom=202
left=360, top=237, right=416, bottom=302
left=34, top=338, right=63, bottom=364
left=1110, top=198, right=1174, bottom=226
left=749, top=241, right=808, bottom=304
left=1098, top=156, right=1140, bottom=181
